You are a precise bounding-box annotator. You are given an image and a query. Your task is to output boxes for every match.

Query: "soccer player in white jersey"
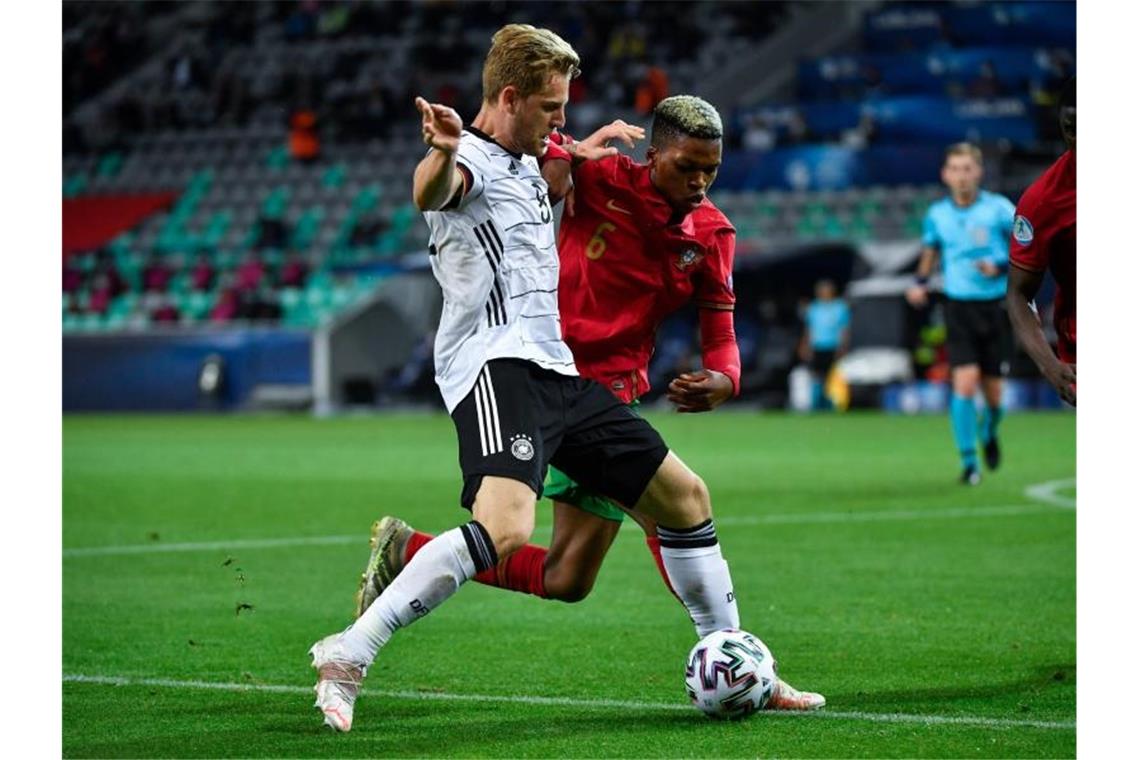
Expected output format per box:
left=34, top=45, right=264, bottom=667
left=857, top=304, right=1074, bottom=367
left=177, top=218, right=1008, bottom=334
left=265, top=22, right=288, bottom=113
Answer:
left=308, top=24, right=822, bottom=732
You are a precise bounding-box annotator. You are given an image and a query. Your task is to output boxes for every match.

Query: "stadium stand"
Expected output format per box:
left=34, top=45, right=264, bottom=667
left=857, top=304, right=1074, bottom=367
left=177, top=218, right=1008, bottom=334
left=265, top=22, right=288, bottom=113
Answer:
left=61, top=1, right=1073, bottom=411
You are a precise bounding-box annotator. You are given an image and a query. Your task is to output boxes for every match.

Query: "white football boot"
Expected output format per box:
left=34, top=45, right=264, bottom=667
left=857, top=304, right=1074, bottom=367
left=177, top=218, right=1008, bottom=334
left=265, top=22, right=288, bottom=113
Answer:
left=309, top=634, right=367, bottom=731
left=765, top=677, right=826, bottom=711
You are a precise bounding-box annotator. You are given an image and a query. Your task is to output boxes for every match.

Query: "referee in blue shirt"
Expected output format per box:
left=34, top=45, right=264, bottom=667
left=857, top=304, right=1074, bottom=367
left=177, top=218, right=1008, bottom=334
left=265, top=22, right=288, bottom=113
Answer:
left=906, top=143, right=1015, bottom=485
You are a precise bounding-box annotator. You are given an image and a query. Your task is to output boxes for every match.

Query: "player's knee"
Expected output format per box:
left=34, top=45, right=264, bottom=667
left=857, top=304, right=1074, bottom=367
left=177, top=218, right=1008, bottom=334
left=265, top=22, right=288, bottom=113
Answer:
left=685, top=473, right=712, bottom=522
left=543, top=567, right=594, bottom=603
left=489, top=523, right=532, bottom=558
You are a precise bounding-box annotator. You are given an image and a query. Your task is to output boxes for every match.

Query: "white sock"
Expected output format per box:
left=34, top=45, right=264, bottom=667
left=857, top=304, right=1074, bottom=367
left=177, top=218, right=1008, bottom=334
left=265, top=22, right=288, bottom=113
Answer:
left=338, top=522, right=497, bottom=665
left=657, top=520, right=740, bottom=637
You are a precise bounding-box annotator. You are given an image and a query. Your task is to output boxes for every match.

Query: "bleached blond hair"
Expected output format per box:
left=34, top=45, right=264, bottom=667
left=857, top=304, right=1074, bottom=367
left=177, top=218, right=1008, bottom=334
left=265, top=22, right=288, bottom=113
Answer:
left=482, top=24, right=581, bottom=103
left=651, top=95, right=724, bottom=147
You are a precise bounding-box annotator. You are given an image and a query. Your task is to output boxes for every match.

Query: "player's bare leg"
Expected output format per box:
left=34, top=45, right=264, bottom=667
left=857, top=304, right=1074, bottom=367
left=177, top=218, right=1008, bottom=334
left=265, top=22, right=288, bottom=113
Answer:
left=980, top=374, right=1005, bottom=471
left=950, top=364, right=982, bottom=485
left=312, top=476, right=531, bottom=731
left=633, top=452, right=825, bottom=710
left=543, top=501, right=621, bottom=601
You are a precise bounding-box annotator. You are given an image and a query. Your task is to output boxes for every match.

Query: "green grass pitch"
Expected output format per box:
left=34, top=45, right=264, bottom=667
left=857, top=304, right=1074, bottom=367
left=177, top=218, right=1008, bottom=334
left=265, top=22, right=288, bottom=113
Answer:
left=63, top=411, right=1075, bottom=758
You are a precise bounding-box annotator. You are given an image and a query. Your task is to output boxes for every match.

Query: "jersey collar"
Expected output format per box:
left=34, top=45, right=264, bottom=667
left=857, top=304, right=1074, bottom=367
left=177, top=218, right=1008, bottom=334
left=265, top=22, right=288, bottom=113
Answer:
left=466, top=125, right=523, bottom=159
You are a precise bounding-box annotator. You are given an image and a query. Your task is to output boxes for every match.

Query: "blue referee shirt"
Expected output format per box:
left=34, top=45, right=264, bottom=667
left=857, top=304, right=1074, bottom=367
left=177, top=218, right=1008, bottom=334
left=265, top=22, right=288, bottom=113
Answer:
left=806, top=300, right=850, bottom=350
left=922, top=190, right=1015, bottom=301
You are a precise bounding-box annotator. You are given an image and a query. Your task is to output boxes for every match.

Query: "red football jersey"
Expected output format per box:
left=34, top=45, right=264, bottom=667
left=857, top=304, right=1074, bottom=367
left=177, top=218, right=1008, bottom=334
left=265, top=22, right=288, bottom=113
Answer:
left=557, top=154, right=736, bottom=403
left=1010, top=150, right=1076, bottom=363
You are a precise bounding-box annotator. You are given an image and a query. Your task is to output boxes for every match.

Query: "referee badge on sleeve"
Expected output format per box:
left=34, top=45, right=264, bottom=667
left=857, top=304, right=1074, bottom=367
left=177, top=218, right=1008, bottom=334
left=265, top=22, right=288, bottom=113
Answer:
left=1013, top=215, right=1034, bottom=245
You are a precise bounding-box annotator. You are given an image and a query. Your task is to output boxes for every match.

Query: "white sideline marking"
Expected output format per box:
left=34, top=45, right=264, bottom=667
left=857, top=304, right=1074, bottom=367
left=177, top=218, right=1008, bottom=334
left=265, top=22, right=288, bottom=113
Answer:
left=62, top=673, right=1074, bottom=731
left=63, top=534, right=362, bottom=557
left=716, top=503, right=1059, bottom=527
left=64, top=476, right=1076, bottom=558
left=63, top=505, right=1072, bottom=558
left=1024, top=478, right=1076, bottom=509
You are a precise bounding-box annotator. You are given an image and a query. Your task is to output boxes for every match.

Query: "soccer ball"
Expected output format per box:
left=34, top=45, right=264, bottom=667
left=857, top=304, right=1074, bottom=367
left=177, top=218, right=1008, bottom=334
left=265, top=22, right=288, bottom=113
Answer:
left=684, top=628, right=777, bottom=720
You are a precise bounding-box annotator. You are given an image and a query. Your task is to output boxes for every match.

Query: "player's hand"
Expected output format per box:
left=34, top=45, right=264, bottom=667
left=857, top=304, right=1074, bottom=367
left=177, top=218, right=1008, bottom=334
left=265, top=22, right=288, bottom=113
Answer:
left=666, top=369, right=734, bottom=413
left=415, top=96, right=462, bottom=154
left=1042, top=359, right=1077, bottom=406
left=572, top=119, right=646, bottom=162
left=905, top=285, right=929, bottom=308
left=976, top=260, right=1001, bottom=277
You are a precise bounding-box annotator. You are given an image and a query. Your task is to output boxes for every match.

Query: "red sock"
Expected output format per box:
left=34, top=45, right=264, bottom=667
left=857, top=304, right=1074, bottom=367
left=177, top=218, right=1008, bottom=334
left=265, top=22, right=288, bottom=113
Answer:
left=483, top=543, right=549, bottom=598
left=646, top=535, right=682, bottom=603
left=403, top=530, right=549, bottom=598
left=404, top=530, right=433, bottom=563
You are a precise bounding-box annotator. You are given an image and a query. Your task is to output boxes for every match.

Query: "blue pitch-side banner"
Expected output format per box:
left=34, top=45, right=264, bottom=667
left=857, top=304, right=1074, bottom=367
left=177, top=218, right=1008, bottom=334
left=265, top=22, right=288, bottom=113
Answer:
left=864, top=2, right=1075, bottom=49
left=63, top=329, right=311, bottom=411
left=736, top=95, right=1036, bottom=146
left=799, top=47, right=1069, bottom=99
left=716, top=144, right=945, bottom=191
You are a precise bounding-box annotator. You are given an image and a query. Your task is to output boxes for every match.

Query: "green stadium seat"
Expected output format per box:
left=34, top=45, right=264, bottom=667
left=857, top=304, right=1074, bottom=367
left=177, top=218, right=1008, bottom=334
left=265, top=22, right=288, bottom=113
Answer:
left=261, top=187, right=291, bottom=219
left=351, top=186, right=380, bottom=213
left=200, top=211, right=231, bottom=248
left=266, top=146, right=289, bottom=170
left=63, top=175, right=88, bottom=198
left=290, top=207, right=324, bottom=250
left=96, top=151, right=124, bottom=178
left=322, top=164, right=347, bottom=189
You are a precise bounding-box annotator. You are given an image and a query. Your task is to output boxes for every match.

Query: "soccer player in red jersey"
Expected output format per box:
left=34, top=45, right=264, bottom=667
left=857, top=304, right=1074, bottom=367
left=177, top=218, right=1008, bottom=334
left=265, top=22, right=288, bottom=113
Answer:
left=1008, top=78, right=1076, bottom=405
left=358, top=95, right=824, bottom=711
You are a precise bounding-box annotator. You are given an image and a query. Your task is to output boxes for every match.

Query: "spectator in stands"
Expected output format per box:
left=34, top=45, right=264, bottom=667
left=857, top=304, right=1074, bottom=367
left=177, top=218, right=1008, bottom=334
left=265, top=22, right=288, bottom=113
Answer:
left=150, top=295, right=180, bottom=324
left=798, top=279, right=850, bottom=410
left=743, top=114, right=776, bottom=152
left=783, top=109, right=813, bottom=145
left=278, top=251, right=310, bottom=289
left=142, top=254, right=173, bottom=293
left=209, top=286, right=242, bottom=323
left=235, top=251, right=267, bottom=292
left=63, top=258, right=85, bottom=294
left=255, top=213, right=290, bottom=249
left=245, top=288, right=283, bottom=323
left=87, top=272, right=116, bottom=315
left=840, top=113, right=879, bottom=150
left=65, top=292, right=85, bottom=316
left=634, top=65, right=669, bottom=115
left=190, top=252, right=216, bottom=292
left=93, top=249, right=127, bottom=298
left=288, top=108, right=321, bottom=163
left=350, top=211, right=388, bottom=247
left=966, top=60, right=1003, bottom=99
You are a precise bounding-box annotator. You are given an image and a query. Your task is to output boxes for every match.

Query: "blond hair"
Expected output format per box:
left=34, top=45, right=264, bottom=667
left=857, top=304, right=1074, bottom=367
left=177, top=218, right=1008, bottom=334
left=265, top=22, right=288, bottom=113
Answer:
left=482, top=24, right=580, bottom=103
left=944, top=142, right=983, bottom=166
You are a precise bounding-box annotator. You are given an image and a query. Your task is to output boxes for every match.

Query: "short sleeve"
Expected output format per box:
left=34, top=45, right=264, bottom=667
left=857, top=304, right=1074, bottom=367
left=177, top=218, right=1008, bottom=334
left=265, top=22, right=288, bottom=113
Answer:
left=452, top=141, right=487, bottom=212
left=1009, top=195, right=1051, bottom=273
left=695, top=228, right=737, bottom=310
left=921, top=208, right=940, bottom=248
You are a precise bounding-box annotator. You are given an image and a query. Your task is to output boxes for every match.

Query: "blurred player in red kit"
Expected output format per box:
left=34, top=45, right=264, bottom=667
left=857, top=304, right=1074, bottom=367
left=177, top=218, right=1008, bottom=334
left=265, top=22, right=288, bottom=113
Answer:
left=1008, top=78, right=1076, bottom=405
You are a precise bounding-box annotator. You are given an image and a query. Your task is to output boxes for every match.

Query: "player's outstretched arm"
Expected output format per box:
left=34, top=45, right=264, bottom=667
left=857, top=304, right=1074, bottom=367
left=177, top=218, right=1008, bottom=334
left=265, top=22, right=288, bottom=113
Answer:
left=1007, top=265, right=1076, bottom=405
left=569, top=119, right=645, bottom=163
left=412, top=97, right=465, bottom=211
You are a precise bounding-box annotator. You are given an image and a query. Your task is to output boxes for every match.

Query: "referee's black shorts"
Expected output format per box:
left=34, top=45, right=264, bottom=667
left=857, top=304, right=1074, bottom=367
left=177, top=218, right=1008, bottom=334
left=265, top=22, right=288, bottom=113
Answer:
left=449, top=359, right=669, bottom=511
left=944, top=297, right=1010, bottom=376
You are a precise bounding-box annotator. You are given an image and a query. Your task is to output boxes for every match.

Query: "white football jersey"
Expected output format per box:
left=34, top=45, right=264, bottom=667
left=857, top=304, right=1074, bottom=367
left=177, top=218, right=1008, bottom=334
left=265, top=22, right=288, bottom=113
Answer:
left=423, top=128, right=578, bottom=412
